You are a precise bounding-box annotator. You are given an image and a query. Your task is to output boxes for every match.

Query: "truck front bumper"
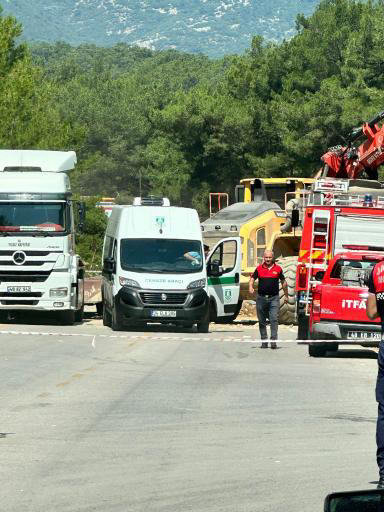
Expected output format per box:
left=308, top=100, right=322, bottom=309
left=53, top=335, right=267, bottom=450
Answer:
left=0, top=271, right=75, bottom=311
left=311, top=321, right=382, bottom=344
left=114, top=286, right=209, bottom=326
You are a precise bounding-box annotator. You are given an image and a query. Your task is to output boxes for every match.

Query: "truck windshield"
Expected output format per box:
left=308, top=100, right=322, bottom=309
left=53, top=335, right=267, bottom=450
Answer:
left=0, top=202, right=66, bottom=233
left=120, top=239, right=204, bottom=274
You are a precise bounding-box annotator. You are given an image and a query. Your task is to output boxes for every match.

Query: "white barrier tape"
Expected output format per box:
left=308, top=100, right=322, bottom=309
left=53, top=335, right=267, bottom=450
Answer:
left=0, top=329, right=379, bottom=345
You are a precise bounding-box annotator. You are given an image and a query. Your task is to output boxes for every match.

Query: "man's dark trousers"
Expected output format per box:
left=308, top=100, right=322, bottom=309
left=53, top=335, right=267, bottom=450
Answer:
left=377, top=341, right=384, bottom=477
left=256, top=295, right=280, bottom=340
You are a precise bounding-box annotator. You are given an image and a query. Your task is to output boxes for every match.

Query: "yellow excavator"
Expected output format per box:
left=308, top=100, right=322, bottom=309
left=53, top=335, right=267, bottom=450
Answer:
left=201, top=177, right=314, bottom=323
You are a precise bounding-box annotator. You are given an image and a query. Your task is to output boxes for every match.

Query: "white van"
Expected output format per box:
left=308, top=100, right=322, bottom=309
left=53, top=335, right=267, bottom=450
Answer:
left=101, top=197, right=242, bottom=331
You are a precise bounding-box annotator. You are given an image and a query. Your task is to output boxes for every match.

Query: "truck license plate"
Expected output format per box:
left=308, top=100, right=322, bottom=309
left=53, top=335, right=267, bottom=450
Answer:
left=150, top=310, right=177, bottom=318
left=7, top=286, right=31, bottom=293
left=347, top=331, right=381, bottom=341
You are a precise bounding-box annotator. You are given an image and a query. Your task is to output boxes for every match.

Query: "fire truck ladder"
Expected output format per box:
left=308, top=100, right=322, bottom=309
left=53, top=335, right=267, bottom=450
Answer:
left=305, top=209, right=331, bottom=314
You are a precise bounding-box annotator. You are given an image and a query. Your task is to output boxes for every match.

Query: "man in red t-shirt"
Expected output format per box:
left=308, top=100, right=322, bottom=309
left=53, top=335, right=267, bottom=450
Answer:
left=367, top=260, right=384, bottom=488
left=249, top=249, right=288, bottom=349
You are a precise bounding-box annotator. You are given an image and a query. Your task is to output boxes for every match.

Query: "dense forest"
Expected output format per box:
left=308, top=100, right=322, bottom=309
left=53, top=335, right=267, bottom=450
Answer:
left=2, top=0, right=384, bottom=221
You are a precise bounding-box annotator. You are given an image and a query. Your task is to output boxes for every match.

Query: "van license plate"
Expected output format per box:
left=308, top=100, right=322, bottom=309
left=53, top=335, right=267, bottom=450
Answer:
left=7, top=286, right=31, bottom=293
left=150, top=310, right=177, bottom=318
left=347, top=331, right=381, bottom=341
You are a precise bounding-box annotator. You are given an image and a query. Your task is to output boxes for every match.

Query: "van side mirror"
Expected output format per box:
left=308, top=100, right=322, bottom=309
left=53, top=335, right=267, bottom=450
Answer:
left=207, top=262, right=222, bottom=277
left=315, top=270, right=325, bottom=281
left=103, top=257, right=115, bottom=274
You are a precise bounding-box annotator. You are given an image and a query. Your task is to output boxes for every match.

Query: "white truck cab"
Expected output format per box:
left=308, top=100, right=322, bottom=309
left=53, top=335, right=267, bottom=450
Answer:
left=101, top=197, right=241, bottom=331
left=0, top=150, right=85, bottom=324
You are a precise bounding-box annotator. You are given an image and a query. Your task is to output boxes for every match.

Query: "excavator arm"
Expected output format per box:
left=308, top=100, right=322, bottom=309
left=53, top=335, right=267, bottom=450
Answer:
left=321, top=111, right=384, bottom=180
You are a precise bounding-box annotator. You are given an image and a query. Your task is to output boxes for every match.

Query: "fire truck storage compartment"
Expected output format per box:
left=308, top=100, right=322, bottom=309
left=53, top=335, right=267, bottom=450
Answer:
left=334, top=215, right=384, bottom=255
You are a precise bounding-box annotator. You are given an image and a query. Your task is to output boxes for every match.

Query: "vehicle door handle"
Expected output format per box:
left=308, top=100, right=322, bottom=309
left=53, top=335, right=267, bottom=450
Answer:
left=235, top=272, right=239, bottom=284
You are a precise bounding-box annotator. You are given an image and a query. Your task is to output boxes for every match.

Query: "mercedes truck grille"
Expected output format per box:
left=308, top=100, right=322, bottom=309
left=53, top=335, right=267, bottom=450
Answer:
left=0, top=271, right=50, bottom=282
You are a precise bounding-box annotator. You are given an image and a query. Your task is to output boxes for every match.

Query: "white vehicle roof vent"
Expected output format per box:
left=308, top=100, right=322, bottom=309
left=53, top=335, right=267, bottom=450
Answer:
left=133, top=196, right=170, bottom=206
left=0, top=150, right=77, bottom=173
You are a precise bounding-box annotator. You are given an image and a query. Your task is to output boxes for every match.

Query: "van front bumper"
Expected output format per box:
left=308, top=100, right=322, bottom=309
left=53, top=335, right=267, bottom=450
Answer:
left=311, top=321, right=382, bottom=343
left=115, top=286, right=209, bottom=325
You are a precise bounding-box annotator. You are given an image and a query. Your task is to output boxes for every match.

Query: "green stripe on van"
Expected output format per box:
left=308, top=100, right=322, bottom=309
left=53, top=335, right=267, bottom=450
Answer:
left=208, top=276, right=237, bottom=286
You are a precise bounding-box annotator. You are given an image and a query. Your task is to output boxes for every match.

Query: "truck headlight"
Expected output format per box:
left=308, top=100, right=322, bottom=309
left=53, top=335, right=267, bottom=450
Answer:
left=187, top=278, right=206, bottom=289
left=50, top=287, right=68, bottom=297
left=119, top=277, right=140, bottom=288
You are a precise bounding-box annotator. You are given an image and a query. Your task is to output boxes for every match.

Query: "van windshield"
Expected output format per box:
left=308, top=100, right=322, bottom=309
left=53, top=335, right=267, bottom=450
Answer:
left=120, top=239, right=204, bottom=274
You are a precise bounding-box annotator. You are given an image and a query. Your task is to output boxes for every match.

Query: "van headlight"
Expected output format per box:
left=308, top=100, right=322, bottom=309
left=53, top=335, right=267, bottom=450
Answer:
left=187, top=278, right=206, bottom=289
left=50, top=287, right=68, bottom=297
left=119, top=277, right=140, bottom=288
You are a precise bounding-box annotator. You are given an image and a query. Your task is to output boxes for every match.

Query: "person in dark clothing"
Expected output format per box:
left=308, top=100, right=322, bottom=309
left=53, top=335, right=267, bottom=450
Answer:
left=367, top=260, right=384, bottom=489
left=249, top=249, right=288, bottom=349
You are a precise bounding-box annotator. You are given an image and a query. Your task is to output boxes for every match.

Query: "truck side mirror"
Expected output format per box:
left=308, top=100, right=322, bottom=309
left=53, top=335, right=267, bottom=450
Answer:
left=315, top=270, right=325, bottom=281
left=364, top=268, right=373, bottom=287
left=76, top=201, right=86, bottom=232
left=103, top=257, right=115, bottom=274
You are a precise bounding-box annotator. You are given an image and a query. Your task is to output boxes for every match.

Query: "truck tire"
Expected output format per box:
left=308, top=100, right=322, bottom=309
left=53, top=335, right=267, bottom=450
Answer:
left=308, top=344, right=327, bottom=357
left=278, top=256, right=298, bottom=325
left=75, top=304, right=84, bottom=323
left=96, top=302, right=103, bottom=316
left=60, top=310, right=75, bottom=326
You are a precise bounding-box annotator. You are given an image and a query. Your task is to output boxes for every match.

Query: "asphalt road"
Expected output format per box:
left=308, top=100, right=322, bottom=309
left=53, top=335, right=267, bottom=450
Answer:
left=0, top=312, right=380, bottom=512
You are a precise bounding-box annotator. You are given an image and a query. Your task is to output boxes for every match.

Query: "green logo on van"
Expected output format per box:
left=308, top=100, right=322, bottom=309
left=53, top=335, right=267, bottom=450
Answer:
left=224, top=289, right=232, bottom=302
left=156, top=216, right=165, bottom=227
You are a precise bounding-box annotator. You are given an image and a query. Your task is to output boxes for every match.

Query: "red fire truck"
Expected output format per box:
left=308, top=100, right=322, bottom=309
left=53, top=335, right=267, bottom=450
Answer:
left=308, top=251, right=384, bottom=356
left=295, top=178, right=384, bottom=343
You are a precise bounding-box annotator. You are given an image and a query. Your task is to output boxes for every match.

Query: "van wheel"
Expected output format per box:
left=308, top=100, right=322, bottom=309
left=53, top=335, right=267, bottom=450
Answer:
left=60, top=310, right=75, bottom=326
left=103, top=306, right=111, bottom=327
left=197, top=320, right=209, bottom=333
left=308, top=344, right=327, bottom=357
left=111, top=308, right=123, bottom=331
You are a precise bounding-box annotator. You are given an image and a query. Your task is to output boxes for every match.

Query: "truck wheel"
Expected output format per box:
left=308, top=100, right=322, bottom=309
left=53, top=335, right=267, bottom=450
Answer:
left=96, top=302, right=103, bottom=316
left=278, top=256, right=298, bottom=325
left=75, top=304, right=84, bottom=323
left=60, top=310, right=75, bottom=326
left=308, top=344, right=327, bottom=357
left=103, top=306, right=111, bottom=327
left=297, top=312, right=309, bottom=340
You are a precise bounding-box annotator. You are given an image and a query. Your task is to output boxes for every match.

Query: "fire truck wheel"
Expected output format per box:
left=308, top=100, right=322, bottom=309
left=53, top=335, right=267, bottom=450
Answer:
left=278, top=256, right=298, bottom=325
left=308, top=344, right=327, bottom=357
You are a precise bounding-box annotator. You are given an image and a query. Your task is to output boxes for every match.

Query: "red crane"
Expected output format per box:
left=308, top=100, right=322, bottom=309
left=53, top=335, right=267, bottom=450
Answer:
left=320, top=111, right=384, bottom=180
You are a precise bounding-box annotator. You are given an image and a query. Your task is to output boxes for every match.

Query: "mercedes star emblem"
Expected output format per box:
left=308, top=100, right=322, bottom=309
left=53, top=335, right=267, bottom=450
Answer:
left=161, top=293, right=167, bottom=301
left=12, top=251, right=26, bottom=266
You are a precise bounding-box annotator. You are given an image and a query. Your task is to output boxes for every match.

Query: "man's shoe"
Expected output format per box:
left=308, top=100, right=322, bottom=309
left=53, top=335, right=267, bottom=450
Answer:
left=270, top=342, right=277, bottom=349
left=260, top=342, right=268, bottom=349
left=378, top=476, right=384, bottom=489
